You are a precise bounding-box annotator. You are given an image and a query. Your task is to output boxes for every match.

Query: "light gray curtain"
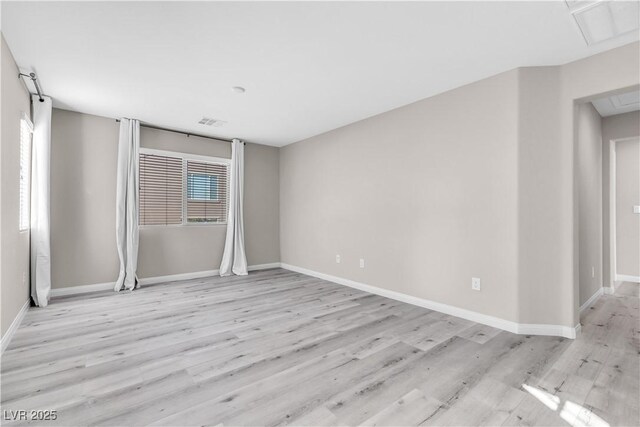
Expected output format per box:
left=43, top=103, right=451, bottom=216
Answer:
left=30, top=96, right=52, bottom=307
left=115, top=118, right=140, bottom=291
left=220, top=139, right=248, bottom=276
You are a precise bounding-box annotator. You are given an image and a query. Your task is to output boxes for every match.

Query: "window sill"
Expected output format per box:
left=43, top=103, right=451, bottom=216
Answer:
left=139, top=223, right=228, bottom=229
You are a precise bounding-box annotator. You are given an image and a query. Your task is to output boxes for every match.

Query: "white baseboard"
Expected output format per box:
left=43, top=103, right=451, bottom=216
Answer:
left=139, top=269, right=220, bottom=286
left=1, top=299, right=30, bottom=354
left=517, top=323, right=580, bottom=339
left=248, top=262, right=281, bottom=271
left=51, top=263, right=283, bottom=297
left=51, top=281, right=115, bottom=297
left=615, top=274, right=640, bottom=283
left=140, top=263, right=281, bottom=285
left=281, top=263, right=579, bottom=339
left=574, top=323, right=582, bottom=336
left=580, top=287, right=604, bottom=313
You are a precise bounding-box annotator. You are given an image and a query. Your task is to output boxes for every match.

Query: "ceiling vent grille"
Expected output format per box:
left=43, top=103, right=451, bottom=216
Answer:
left=198, top=117, right=227, bottom=127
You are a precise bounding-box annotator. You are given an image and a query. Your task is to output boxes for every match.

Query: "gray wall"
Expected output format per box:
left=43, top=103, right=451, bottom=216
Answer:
left=1, top=34, right=31, bottom=338
left=281, top=69, right=521, bottom=322
left=601, top=111, right=640, bottom=285
left=516, top=66, right=564, bottom=324
left=577, top=103, right=602, bottom=306
left=281, top=42, right=640, bottom=329
left=50, top=109, right=280, bottom=288
left=50, top=110, right=119, bottom=288
left=615, top=138, right=639, bottom=278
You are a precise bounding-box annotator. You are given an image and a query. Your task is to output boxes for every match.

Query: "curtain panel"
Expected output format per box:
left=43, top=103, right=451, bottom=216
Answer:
left=220, top=139, right=248, bottom=276
left=115, top=118, right=140, bottom=291
left=30, top=96, right=52, bottom=307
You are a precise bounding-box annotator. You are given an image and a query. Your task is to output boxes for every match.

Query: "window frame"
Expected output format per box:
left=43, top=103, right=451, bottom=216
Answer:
left=19, top=113, right=33, bottom=232
left=139, top=147, right=230, bottom=228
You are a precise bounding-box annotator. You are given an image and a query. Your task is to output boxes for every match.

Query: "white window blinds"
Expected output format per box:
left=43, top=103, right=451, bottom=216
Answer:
left=139, top=150, right=229, bottom=226
left=139, top=153, right=183, bottom=225
left=19, top=115, right=33, bottom=231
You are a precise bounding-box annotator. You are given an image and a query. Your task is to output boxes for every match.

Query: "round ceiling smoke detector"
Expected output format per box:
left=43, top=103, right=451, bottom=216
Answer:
left=231, top=86, right=246, bottom=93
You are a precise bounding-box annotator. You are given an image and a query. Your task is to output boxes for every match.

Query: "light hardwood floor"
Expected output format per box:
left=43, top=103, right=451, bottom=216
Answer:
left=1, top=269, right=638, bottom=426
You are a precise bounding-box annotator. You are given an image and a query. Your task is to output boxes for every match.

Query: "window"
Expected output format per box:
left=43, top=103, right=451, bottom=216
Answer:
left=19, top=114, right=33, bottom=231
left=187, top=173, right=219, bottom=201
left=139, top=149, right=229, bottom=226
left=186, top=161, right=228, bottom=223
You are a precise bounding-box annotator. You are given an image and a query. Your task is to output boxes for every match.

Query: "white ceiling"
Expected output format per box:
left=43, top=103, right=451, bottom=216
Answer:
left=592, top=90, right=640, bottom=117
left=2, top=1, right=639, bottom=146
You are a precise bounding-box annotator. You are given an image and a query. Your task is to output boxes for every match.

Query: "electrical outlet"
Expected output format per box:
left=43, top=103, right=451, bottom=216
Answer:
left=472, top=277, right=481, bottom=291
left=336, top=254, right=341, bottom=264
left=359, top=258, right=365, bottom=268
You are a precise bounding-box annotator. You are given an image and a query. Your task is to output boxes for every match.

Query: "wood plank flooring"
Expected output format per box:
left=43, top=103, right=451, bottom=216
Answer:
left=1, top=269, right=637, bottom=426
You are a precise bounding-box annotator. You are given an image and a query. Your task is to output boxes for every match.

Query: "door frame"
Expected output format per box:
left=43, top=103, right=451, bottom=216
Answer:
left=608, top=136, right=640, bottom=292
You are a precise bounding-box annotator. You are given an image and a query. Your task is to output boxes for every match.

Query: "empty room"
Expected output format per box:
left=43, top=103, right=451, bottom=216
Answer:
left=1, top=1, right=639, bottom=426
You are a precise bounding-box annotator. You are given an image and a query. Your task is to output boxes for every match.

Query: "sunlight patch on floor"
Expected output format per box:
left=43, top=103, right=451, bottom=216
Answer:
left=522, top=384, right=609, bottom=427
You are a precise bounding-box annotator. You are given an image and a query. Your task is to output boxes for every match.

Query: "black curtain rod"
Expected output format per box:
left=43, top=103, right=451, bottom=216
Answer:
left=19, top=72, right=45, bottom=102
left=115, top=119, right=245, bottom=145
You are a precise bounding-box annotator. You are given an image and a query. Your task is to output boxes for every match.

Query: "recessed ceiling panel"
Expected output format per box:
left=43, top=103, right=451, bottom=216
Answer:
left=615, top=91, right=640, bottom=106
left=570, top=1, right=640, bottom=45
left=592, top=90, right=640, bottom=117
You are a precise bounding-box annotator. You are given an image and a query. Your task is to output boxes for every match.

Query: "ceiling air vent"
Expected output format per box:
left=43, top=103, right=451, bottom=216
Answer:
left=198, top=117, right=227, bottom=127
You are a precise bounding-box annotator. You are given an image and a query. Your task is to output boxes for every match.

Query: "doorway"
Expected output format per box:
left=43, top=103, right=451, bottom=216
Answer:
left=609, top=136, right=640, bottom=287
